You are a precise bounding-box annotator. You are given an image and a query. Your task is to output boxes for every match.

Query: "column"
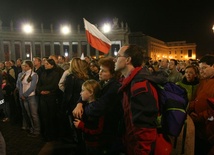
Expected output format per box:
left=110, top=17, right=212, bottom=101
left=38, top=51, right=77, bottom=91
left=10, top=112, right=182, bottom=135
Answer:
left=50, top=41, right=54, bottom=55
left=121, top=40, right=125, bottom=46
left=10, top=40, right=15, bottom=60
left=41, top=41, right=45, bottom=58
left=32, top=41, right=36, bottom=58
left=87, top=44, right=90, bottom=56
left=78, top=41, right=81, bottom=57
left=95, top=50, right=99, bottom=59
left=21, top=41, right=26, bottom=60
left=60, top=41, right=63, bottom=56
left=41, top=23, right=44, bottom=33
left=69, top=41, right=73, bottom=59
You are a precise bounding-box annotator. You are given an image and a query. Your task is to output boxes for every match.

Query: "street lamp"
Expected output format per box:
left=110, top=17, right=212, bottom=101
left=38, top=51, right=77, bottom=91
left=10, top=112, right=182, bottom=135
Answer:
left=60, top=25, right=71, bottom=35
left=22, top=23, right=33, bottom=60
left=22, top=23, right=33, bottom=34
left=114, top=48, right=117, bottom=56
left=212, top=25, right=214, bottom=33
left=102, top=23, right=111, bottom=33
left=64, top=49, right=68, bottom=57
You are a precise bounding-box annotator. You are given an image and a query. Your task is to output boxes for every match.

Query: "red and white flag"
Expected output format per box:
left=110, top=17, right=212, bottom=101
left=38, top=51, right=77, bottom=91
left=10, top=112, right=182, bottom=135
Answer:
left=83, top=18, right=111, bottom=54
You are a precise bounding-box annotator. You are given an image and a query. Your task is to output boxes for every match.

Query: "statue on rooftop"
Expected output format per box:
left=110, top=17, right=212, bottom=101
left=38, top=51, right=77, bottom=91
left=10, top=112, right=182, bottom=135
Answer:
left=112, top=17, right=119, bottom=29
left=10, top=20, right=13, bottom=31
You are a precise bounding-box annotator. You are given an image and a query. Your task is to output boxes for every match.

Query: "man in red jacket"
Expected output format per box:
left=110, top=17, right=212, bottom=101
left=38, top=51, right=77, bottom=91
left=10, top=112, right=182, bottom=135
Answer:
left=114, top=45, right=166, bottom=155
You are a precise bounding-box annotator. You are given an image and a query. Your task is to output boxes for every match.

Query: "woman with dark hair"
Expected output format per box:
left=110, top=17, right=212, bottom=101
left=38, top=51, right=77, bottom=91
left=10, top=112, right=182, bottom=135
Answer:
left=17, top=60, right=40, bottom=137
left=36, top=59, right=61, bottom=141
left=89, top=60, right=100, bottom=81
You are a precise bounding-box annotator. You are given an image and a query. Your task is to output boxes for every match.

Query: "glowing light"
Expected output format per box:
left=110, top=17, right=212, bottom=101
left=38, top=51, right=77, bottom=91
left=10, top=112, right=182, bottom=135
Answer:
left=65, top=49, right=68, bottom=57
left=102, top=23, right=111, bottom=33
left=22, top=24, right=33, bottom=34
left=61, top=25, right=70, bottom=35
left=114, top=48, right=117, bottom=56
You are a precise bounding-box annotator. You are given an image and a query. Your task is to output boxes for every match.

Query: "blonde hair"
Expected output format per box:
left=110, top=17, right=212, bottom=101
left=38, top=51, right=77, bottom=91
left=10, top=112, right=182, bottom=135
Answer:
left=69, top=57, right=89, bottom=81
left=82, top=79, right=101, bottom=99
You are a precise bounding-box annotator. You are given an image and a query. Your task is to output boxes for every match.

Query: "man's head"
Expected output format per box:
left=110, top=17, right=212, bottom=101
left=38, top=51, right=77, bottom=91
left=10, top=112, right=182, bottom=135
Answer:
left=168, top=59, right=178, bottom=70
left=58, top=55, right=65, bottom=64
left=16, top=58, right=23, bottom=67
left=4, top=61, right=12, bottom=69
left=114, top=45, right=144, bottom=77
left=159, top=58, right=169, bottom=69
left=49, top=55, right=58, bottom=64
left=199, top=55, right=214, bottom=79
left=33, top=57, right=42, bottom=68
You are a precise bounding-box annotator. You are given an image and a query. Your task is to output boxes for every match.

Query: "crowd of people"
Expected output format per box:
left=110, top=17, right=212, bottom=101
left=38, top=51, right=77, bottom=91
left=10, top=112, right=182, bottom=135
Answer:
left=0, top=44, right=214, bottom=155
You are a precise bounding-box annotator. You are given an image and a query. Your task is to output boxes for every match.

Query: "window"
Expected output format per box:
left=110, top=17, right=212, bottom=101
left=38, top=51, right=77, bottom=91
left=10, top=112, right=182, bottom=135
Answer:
left=188, top=50, right=192, bottom=57
left=54, top=42, right=60, bottom=56
left=15, top=43, right=21, bottom=60
left=35, top=43, right=41, bottom=57
left=44, top=43, right=51, bottom=57
left=3, top=44, right=9, bottom=61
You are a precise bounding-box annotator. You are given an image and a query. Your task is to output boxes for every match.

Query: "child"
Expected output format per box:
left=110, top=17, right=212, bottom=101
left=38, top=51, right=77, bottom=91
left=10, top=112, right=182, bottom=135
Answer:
left=73, top=79, right=103, bottom=155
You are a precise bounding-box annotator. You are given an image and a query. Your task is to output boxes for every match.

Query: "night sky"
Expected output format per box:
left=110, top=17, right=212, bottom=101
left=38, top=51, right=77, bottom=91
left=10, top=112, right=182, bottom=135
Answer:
left=1, top=0, right=214, bottom=58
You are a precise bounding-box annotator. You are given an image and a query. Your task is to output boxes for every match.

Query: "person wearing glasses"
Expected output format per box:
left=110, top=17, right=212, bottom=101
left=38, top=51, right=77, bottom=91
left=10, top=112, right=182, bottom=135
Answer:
left=114, top=44, right=167, bottom=155
left=188, top=55, right=214, bottom=155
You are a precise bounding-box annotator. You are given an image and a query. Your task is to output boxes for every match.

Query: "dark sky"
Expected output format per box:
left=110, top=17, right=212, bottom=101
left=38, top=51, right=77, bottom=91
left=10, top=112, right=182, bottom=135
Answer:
left=1, top=0, right=214, bottom=57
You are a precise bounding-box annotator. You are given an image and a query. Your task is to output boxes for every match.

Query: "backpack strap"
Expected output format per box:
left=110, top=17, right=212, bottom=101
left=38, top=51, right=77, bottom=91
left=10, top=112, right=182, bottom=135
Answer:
left=172, top=115, right=188, bottom=153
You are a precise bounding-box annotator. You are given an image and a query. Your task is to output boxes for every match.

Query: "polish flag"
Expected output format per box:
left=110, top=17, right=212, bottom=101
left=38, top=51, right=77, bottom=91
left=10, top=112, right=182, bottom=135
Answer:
left=83, top=18, right=111, bottom=54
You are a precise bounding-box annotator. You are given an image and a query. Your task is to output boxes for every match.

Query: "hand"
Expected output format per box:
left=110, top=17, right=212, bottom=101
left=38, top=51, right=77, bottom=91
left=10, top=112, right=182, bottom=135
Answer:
left=73, top=118, right=81, bottom=128
left=21, top=96, right=25, bottom=100
left=72, top=103, right=83, bottom=119
left=41, top=91, right=50, bottom=95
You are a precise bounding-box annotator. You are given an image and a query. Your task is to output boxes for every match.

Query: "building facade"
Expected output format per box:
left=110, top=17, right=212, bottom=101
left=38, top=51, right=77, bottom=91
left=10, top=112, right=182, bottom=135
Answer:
left=129, top=32, right=197, bottom=61
left=0, top=19, right=196, bottom=62
left=0, top=18, right=129, bottom=61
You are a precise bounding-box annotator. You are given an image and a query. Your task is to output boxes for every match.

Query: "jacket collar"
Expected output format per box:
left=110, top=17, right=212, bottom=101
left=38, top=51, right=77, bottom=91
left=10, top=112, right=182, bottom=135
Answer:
left=119, top=67, right=142, bottom=91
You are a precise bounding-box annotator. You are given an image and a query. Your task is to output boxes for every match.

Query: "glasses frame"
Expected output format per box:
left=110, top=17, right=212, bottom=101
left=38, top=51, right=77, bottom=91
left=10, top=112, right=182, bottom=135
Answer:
left=114, top=55, right=128, bottom=59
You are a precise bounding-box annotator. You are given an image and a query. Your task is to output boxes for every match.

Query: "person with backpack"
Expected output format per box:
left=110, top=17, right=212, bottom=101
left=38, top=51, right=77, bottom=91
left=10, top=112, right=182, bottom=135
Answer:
left=114, top=44, right=167, bottom=155
left=174, top=65, right=200, bottom=155
left=188, top=55, right=214, bottom=155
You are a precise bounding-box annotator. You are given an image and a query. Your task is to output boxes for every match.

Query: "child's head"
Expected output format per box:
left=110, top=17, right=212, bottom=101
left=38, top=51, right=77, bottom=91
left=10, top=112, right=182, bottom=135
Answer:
left=81, top=79, right=101, bottom=102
